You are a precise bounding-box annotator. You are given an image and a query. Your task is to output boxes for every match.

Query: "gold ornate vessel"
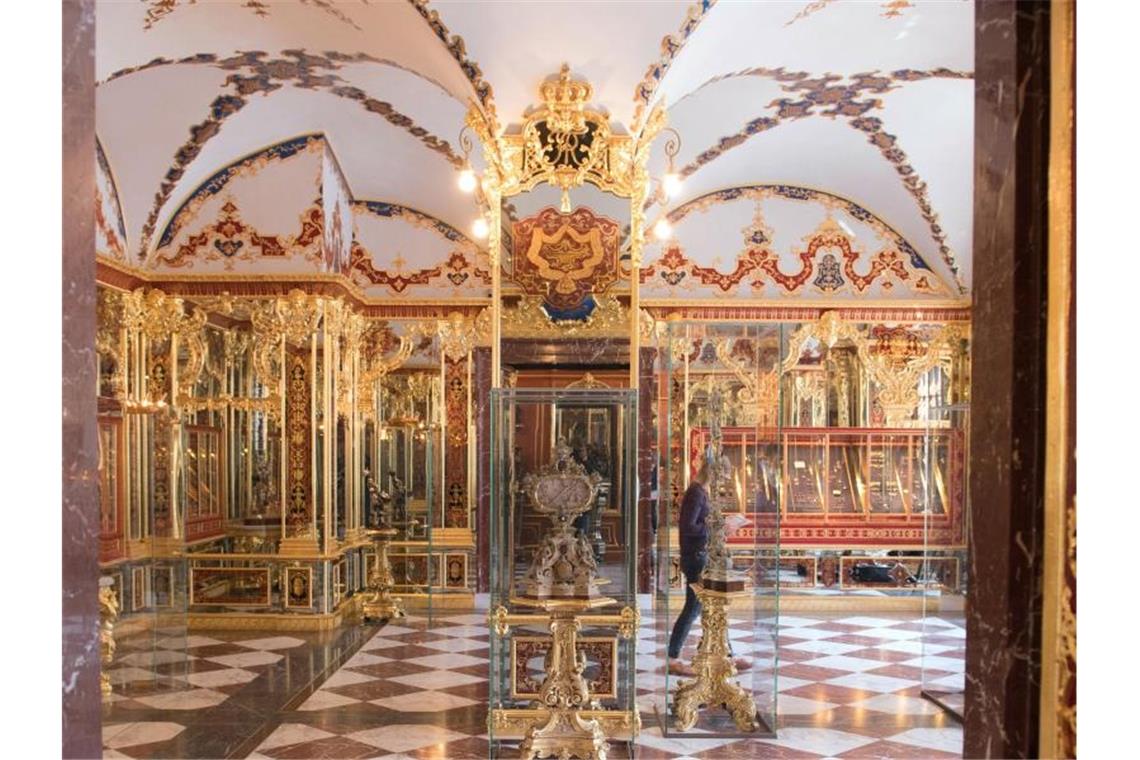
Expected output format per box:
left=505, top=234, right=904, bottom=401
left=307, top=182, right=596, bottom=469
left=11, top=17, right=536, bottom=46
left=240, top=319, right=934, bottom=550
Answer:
left=517, top=440, right=606, bottom=600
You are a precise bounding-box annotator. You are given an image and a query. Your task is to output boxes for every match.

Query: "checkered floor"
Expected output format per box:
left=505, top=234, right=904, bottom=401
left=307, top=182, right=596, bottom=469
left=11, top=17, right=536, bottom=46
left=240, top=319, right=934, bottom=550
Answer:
left=102, top=609, right=964, bottom=759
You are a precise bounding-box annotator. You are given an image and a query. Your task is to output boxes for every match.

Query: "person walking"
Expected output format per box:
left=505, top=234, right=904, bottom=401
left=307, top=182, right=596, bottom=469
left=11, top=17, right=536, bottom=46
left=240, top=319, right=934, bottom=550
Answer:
left=667, top=458, right=751, bottom=676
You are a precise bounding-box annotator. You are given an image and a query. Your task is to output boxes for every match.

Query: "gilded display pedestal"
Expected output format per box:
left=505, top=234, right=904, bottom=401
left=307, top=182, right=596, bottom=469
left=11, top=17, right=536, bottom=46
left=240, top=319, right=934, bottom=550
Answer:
left=493, top=599, right=640, bottom=760
left=362, top=528, right=405, bottom=621
left=520, top=604, right=610, bottom=760
left=672, top=584, right=759, bottom=732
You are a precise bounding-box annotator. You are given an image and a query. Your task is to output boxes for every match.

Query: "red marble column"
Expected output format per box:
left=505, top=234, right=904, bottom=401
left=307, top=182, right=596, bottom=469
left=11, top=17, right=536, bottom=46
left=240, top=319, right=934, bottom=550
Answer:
left=444, top=356, right=469, bottom=528
left=62, top=1, right=101, bottom=756
left=472, top=347, right=492, bottom=591
left=965, top=2, right=1053, bottom=757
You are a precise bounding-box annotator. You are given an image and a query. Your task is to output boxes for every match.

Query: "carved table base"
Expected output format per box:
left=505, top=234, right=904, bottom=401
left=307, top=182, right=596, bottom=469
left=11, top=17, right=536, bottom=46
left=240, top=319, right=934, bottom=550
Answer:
left=520, top=610, right=609, bottom=760
left=362, top=529, right=405, bottom=621
left=672, top=584, right=759, bottom=732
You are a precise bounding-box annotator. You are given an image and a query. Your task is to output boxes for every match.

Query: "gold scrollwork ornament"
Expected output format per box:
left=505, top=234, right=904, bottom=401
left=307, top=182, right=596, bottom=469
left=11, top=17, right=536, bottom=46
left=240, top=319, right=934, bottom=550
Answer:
left=98, top=582, right=120, bottom=698
left=519, top=612, right=610, bottom=760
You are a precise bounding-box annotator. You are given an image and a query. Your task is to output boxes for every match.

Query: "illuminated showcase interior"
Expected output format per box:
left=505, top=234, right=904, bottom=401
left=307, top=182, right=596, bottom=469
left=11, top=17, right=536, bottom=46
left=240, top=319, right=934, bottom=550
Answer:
left=83, top=2, right=1022, bottom=758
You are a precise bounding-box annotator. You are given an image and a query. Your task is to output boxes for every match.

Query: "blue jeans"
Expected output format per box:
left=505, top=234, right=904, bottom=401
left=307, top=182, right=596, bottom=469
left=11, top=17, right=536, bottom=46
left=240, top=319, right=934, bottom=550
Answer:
left=667, top=551, right=707, bottom=659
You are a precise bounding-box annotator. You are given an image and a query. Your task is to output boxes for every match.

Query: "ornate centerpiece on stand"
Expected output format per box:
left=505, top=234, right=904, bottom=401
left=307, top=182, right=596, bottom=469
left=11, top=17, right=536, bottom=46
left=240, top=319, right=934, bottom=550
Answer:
left=495, top=439, right=631, bottom=760
left=518, top=440, right=606, bottom=601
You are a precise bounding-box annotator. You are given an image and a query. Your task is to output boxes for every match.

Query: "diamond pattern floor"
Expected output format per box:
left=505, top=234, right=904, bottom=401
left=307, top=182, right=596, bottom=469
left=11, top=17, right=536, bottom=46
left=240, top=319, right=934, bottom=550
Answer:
left=102, top=610, right=964, bottom=758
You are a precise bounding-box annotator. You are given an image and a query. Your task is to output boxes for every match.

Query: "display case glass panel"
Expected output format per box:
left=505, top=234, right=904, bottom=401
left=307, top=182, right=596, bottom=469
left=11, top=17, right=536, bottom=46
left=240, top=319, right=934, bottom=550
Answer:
left=920, top=402, right=969, bottom=721
left=489, top=387, right=639, bottom=756
left=654, top=321, right=781, bottom=737
left=367, top=369, right=440, bottom=604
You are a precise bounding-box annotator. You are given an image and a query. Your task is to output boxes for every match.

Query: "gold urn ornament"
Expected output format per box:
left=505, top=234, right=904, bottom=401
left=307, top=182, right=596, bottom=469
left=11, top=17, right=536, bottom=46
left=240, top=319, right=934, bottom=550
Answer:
left=518, top=440, right=605, bottom=600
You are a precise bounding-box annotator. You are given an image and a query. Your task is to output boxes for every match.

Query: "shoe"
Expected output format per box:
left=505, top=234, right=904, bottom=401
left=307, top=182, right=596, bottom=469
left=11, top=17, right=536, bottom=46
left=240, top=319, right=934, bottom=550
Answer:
left=733, top=657, right=752, bottom=671
left=668, top=660, right=694, bottom=677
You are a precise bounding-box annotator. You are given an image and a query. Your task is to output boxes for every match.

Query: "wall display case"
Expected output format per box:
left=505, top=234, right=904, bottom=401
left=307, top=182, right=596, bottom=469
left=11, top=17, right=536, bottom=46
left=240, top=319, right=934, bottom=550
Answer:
left=686, top=427, right=966, bottom=548
left=654, top=320, right=781, bottom=737
left=488, top=387, right=639, bottom=758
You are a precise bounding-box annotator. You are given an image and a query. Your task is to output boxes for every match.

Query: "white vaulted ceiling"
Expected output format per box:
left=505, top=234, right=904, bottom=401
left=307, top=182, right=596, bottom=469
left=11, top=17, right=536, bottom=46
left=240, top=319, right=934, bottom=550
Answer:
left=95, top=0, right=974, bottom=299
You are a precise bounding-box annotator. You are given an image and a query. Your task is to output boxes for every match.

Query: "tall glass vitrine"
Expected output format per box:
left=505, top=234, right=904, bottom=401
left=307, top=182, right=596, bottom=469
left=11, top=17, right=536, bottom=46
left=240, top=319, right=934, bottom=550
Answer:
left=920, top=402, right=969, bottom=721
left=654, top=321, right=782, bottom=737
left=488, top=388, right=640, bottom=758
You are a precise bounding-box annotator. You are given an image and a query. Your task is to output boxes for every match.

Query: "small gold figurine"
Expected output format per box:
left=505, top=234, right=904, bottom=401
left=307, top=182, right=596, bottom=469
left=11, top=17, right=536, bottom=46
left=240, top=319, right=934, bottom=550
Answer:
left=98, top=580, right=120, bottom=699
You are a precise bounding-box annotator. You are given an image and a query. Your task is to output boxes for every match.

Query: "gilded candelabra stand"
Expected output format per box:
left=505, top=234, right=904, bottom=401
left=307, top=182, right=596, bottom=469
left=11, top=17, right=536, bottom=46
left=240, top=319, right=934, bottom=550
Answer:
left=361, top=528, right=405, bottom=621
left=98, top=577, right=120, bottom=699
left=672, top=396, right=759, bottom=732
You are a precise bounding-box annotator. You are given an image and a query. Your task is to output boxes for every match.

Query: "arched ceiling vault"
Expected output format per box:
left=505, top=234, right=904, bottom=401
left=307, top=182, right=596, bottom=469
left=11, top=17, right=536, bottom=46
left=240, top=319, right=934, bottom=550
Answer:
left=96, top=0, right=973, bottom=299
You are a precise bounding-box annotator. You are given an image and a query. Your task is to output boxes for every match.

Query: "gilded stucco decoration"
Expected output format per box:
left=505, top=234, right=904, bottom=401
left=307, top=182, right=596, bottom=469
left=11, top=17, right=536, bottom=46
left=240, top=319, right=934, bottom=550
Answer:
left=710, top=337, right=779, bottom=427
left=247, top=290, right=325, bottom=403
left=783, top=311, right=967, bottom=426
left=436, top=310, right=490, bottom=361
left=488, top=65, right=659, bottom=202
left=501, top=295, right=630, bottom=340
left=119, top=288, right=209, bottom=407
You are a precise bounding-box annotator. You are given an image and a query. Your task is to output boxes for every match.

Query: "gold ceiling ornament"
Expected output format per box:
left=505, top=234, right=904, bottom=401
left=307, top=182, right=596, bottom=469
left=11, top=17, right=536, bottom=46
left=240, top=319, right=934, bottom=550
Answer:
left=436, top=309, right=491, bottom=361
left=501, top=294, right=630, bottom=339
left=471, top=65, right=666, bottom=206
left=783, top=311, right=968, bottom=426
left=514, top=64, right=634, bottom=203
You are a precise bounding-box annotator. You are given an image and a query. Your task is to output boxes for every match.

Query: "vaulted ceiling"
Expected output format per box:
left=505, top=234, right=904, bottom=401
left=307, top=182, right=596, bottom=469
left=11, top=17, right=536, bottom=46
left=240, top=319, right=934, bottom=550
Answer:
left=95, top=0, right=974, bottom=301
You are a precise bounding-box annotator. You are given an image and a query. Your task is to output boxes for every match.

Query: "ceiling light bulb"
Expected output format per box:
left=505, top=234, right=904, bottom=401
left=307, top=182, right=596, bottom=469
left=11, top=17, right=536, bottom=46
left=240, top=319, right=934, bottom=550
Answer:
left=663, top=172, right=683, bottom=199
left=653, top=218, right=672, bottom=240
left=457, top=168, right=477, bottom=193
left=471, top=217, right=490, bottom=239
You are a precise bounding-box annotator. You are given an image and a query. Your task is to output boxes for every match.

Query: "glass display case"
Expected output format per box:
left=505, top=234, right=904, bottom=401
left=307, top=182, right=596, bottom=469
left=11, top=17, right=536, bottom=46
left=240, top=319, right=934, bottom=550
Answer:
left=488, top=387, right=639, bottom=759
left=920, top=402, right=970, bottom=721
left=654, top=320, right=781, bottom=737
